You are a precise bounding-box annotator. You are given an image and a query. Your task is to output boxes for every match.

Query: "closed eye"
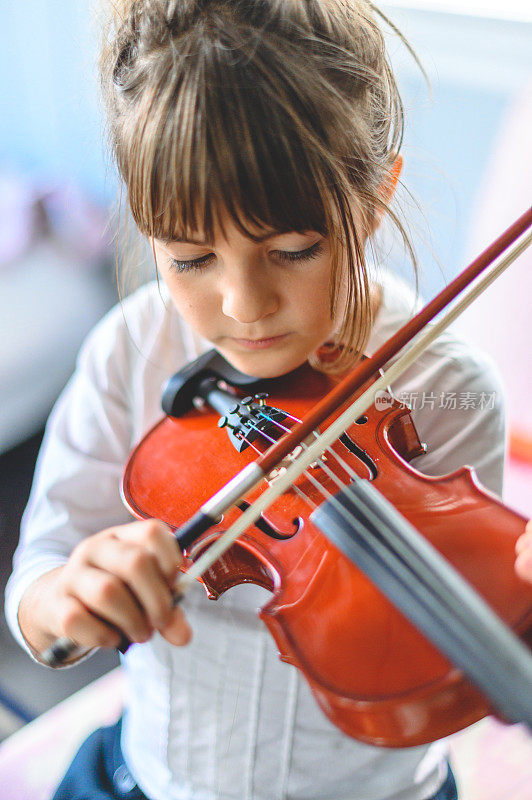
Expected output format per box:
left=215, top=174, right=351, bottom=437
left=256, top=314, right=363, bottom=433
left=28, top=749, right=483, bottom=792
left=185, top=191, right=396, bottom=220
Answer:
left=273, top=240, right=324, bottom=264
left=169, top=253, right=216, bottom=273
left=169, top=239, right=324, bottom=274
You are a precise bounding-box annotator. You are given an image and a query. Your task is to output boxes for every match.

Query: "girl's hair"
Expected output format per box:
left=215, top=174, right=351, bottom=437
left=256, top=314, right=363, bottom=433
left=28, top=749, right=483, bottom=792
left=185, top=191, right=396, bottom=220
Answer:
left=100, top=0, right=417, bottom=372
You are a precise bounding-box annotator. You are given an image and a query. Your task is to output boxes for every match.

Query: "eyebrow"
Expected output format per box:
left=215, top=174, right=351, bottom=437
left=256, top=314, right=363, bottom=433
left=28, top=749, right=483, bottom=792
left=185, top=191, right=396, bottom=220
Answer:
left=163, top=231, right=296, bottom=247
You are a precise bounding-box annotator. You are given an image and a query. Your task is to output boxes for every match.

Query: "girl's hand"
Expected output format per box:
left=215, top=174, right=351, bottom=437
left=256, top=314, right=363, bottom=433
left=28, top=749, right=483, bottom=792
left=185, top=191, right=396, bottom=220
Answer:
left=515, top=520, right=532, bottom=584
left=19, top=520, right=192, bottom=658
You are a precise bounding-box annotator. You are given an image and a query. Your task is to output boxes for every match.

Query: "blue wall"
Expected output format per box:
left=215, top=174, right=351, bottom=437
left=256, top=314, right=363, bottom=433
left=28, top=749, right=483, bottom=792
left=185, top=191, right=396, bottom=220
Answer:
left=393, top=79, right=508, bottom=296
left=1, top=3, right=110, bottom=200
left=382, top=7, right=531, bottom=295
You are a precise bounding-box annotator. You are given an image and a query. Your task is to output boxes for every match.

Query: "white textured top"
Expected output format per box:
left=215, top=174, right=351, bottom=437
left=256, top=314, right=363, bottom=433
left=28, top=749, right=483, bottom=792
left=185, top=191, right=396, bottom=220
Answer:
left=5, top=271, right=506, bottom=800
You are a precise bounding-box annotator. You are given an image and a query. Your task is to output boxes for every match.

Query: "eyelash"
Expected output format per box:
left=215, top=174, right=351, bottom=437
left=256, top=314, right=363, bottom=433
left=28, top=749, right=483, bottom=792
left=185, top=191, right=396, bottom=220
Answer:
left=169, top=240, right=324, bottom=274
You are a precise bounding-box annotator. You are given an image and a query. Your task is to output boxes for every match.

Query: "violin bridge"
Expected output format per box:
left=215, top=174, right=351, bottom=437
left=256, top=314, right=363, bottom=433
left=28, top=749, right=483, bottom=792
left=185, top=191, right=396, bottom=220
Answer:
left=266, top=435, right=326, bottom=485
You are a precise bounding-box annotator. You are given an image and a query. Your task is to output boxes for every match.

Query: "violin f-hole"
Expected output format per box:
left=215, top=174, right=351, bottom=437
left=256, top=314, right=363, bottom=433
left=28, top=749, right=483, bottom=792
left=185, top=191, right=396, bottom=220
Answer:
left=338, top=432, right=378, bottom=480
left=236, top=501, right=300, bottom=540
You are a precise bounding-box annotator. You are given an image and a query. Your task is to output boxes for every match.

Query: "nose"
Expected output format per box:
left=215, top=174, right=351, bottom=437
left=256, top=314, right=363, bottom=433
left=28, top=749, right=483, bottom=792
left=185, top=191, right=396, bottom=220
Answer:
left=221, top=267, right=279, bottom=324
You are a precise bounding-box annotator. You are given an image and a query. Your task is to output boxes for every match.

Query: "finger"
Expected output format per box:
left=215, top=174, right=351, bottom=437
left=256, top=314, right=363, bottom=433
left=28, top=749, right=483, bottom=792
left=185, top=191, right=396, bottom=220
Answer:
left=66, top=566, right=153, bottom=644
left=86, top=539, right=175, bottom=631
left=56, top=595, right=123, bottom=650
left=515, top=531, right=532, bottom=555
left=515, top=550, right=532, bottom=583
left=111, top=520, right=183, bottom=583
left=158, top=603, right=192, bottom=646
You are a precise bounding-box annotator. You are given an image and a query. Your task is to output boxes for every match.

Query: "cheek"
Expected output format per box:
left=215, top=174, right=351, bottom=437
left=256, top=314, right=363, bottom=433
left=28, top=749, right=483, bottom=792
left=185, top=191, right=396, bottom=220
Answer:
left=177, top=295, right=215, bottom=331
left=296, top=273, right=334, bottom=325
left=163, top=278, right=217, bottom=328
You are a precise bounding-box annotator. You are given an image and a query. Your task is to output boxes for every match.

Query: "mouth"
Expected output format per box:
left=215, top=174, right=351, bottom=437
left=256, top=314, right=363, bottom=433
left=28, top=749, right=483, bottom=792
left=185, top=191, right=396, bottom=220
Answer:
left=230, top=333, right=290, bottom=350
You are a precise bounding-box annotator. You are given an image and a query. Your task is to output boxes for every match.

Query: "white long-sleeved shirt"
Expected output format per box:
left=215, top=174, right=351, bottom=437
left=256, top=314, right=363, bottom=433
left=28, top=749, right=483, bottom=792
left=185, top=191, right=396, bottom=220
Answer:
left=5, top=271, right=506, bottom=800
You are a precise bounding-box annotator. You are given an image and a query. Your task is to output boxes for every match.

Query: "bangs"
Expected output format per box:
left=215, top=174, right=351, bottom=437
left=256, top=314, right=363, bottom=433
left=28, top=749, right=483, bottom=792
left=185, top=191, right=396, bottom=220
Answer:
left=121, top=22, right=348, bottom=243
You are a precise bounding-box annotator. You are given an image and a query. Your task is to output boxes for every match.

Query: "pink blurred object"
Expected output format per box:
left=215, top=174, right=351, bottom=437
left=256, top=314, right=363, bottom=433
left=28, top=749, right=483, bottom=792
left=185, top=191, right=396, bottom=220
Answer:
left=43, top=182, right=111, bottom=264
left=0, top=171, right=110, bottom=269
left=0, top=174, right=38, bottom=265
left=448, top=716, right=532, bottom=800
left=505, top=458, right=532, bottom=518
left=0, top=669, right=123, bottom=800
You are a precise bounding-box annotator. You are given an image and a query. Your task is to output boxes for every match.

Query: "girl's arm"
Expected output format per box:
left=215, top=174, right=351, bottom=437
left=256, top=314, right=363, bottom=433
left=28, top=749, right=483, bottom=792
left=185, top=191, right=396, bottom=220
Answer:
left=4, top=284, right=192, bottom=664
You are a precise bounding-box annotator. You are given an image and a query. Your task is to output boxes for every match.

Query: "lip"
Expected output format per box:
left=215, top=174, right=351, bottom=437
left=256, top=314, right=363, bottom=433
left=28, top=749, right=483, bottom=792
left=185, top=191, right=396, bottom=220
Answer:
left=230, top=333, right=290, bottom=350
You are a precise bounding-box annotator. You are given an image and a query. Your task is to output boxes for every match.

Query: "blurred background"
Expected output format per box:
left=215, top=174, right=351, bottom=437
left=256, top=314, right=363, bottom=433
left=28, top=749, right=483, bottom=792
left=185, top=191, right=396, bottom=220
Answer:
left=0, top=0, right=531, bottom=750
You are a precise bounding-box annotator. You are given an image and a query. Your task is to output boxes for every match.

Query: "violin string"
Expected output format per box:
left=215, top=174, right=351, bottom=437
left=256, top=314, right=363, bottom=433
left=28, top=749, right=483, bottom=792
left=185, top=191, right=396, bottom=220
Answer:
left=227, top=387, right=375, bottom=519
left=230, top=427, right=319, bottom=510
left=241, top=433, right=321, bottom=509
left=259, top=406, right=364, bottom=483
left=248, top=414, right=482, bottom=669
left=249, top=407, right=361, bottom=499
left=235, top=400, right=440, bottom=553
left=247, top=427, right=278, bottom=447
left=254, top=408, right=339, bottom=478
left=293, top=484, right=319, bottom=510
left=265, top=408, right=369, bottom=485
left=244, top=439, right=267, bottom=456
left=262, top=411, right=359, bottom=504
left=254, top=409, right=361, bottom=500
left=256, top=410, right=292, bottom=433
left=255, top=410, right=338, bottom=493
left=241, top=424, right=320, bottom=506
left=243, top=411, right=441, bottom=591
left=318, top=444, right=364, bottom=489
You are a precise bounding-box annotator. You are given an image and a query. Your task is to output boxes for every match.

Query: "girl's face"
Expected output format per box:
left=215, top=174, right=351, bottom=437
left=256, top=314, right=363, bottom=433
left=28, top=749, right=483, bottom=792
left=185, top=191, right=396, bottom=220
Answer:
left=154, top=216, right=346, bottom=378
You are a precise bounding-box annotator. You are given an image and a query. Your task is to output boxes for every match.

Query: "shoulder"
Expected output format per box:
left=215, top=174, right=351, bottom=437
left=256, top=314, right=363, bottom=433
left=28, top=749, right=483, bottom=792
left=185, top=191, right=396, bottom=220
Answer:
left=79, top=281, right=170, bottom=359
left=369, top=270, right=507, bottom=495
left=370, top=269, right=503, bottom=394
left=75, top=281, right=191, bottom=387
left=70, top=281, right=203, bottom=441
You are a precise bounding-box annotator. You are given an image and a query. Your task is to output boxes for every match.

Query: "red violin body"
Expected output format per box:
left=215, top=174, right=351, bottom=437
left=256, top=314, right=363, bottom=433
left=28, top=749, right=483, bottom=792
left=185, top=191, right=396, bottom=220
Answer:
left=122, top=364, right=532, bottom=747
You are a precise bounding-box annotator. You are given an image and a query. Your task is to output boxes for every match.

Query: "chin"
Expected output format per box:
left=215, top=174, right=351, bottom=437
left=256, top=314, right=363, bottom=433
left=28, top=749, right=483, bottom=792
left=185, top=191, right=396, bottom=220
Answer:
left=218, top=347, right=308, bottom=380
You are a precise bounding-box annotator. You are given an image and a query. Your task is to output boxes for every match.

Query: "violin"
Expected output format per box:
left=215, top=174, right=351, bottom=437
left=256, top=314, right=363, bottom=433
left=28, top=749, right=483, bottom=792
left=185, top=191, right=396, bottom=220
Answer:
left=42, top=208, right=532, bottom=747
left=121, top=349, right=532, bottom=747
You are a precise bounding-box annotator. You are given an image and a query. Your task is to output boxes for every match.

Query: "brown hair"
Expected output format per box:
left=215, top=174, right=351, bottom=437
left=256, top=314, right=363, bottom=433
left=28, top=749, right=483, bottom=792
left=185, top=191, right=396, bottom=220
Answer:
left=100, top=0, right=418, bottom=372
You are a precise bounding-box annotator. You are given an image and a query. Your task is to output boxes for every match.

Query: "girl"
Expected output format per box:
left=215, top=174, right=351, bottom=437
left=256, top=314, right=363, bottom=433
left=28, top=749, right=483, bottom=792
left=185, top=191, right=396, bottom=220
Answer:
left=5, top=1, right=522, bottom=798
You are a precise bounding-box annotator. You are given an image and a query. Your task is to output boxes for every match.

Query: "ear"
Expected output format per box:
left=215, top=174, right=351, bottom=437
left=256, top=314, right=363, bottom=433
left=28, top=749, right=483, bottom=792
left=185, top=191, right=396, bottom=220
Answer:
left=382, top=154, right=403, bottom=203
left=370, top=155, right=403, bottom=233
